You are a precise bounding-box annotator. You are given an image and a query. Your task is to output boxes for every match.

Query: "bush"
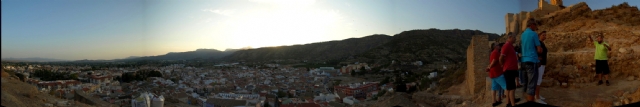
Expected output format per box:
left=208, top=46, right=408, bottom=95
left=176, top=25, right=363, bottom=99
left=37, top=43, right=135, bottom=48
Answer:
left=15, top=73, right=25, bottom=81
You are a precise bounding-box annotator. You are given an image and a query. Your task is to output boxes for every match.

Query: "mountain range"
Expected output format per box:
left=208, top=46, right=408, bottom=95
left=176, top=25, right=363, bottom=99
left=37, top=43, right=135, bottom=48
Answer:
left=116, top=49, right=239, bottom=61
left=1, top=57, right=68, bottom=62
left=222, top=28, right=500, bottom=64
left=4, top=29, right=500, bottom=63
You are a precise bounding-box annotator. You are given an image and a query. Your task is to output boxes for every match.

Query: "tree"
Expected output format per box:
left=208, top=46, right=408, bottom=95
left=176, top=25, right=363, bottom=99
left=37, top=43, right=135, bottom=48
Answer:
left=394, top=75, right=407, bottom=92
left=277, top=91, right=287, bottom=98
left=358, top=70, right=366, bottom=76
left=171, top=78, right=179, bottom=83
left=379, top=77, right=390, bottom=86
left=15, top=73, right=25, bottom=81
left=70, top=73, right=79, bottom=80
left=333, top=80, right=342, bottom=86
left=263, top=102, right=271, bottom=107
left=114, top=76, right=122, bottom=82
left=350, top=70, right=356, bottom=77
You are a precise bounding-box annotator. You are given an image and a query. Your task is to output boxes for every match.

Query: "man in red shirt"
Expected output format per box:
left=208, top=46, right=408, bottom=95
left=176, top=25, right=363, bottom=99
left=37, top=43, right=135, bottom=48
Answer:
left=500, top=33, right=521, bottom=107
left=487, top=43, right=507, bottom=106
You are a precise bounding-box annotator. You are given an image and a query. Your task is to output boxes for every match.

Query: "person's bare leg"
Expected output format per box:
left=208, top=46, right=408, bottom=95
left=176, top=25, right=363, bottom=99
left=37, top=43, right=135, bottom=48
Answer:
left=515, top=77, right=521, bottom=86
left=535, top=86, right=541, bottom=99
left=493, top=91, right=497, bottom=102
left=509, top=90, right=516, bottom=106
left=598, top=74, right=602, bottom=81
left=527, top=94, right=535, bottom=101
left=605, top=75, right=609, bottom=81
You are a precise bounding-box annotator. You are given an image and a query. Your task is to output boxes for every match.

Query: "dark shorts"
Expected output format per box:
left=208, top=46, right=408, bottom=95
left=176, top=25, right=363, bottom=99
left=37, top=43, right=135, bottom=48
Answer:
left=596, top=60, right=610, bottom=75
left=521, top=62, right=539, bottom=96
left=504, top=70, right=518, bottom=90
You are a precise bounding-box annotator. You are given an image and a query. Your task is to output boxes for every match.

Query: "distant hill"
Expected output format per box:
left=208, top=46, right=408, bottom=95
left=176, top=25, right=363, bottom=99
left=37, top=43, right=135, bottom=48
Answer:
left=123, top=56, right=141, bottom=59
left=1, top=57, right=68, bottom=62
left=356, top=29, right=500, bottom=64
left=119, top=49, right=238, bottom=61
left=221, top=29, right=499, bottom=63
left=221, top=34, right=394, bottom=62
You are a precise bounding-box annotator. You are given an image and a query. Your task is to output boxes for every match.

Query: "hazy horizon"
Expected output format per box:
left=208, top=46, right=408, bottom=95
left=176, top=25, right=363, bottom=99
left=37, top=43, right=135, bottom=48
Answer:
left=2, top=0, right=638, bottom=60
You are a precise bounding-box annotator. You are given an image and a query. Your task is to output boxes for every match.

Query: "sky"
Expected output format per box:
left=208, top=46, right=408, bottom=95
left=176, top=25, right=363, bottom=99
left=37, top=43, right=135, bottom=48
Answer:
left=2, top=0, right=638, bottom=60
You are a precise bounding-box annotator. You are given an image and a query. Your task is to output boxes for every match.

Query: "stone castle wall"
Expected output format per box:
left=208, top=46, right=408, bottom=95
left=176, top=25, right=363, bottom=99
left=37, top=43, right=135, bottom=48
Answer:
left=465, top=35, right=490, bottom=95
left=505, top=0, right=562, bottom=35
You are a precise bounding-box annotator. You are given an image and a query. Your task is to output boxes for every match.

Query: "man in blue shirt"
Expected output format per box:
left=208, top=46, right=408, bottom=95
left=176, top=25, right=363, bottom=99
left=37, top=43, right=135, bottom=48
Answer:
left=520, top=18, right=543, bottom=102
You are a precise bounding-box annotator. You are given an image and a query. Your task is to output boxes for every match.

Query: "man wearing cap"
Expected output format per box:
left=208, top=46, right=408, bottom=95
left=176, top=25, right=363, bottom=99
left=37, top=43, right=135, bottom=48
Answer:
left=519, top=18, right=543, bottom=102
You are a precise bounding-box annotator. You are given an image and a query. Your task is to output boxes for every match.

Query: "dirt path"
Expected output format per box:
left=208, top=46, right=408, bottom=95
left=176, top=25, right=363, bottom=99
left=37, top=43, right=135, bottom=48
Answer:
left=494, top=79, right=640, bottom=106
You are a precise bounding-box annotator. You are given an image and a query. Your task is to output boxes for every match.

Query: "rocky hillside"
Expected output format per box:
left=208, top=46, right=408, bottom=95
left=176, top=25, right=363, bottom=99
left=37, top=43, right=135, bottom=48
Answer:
left=539, top=2, right=640, bottom=85
left=223, top=29, right=499, bottom=65
left=1, top=70, right=94, bottom=107
left=221, top=34, right=393, bottom=62
left=539, top=3, right=640, bottom=106
left=356, top=29, right=499, bottom=65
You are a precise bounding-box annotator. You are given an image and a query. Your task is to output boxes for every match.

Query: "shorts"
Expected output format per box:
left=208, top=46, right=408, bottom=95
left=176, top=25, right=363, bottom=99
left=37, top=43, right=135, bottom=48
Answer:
left=596, top=60, right=610, bottom=75
left=503, top=70, right=518, bottom=90
left=537, top=65, right=545, bottom=85
left=521, top=62, right=539, bottom=96
left=491, top=75, right=508, bottom=91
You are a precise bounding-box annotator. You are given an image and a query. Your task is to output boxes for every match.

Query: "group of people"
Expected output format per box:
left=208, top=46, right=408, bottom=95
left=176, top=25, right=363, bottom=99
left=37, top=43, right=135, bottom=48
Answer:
left=486, top=18, right=613, bottom=107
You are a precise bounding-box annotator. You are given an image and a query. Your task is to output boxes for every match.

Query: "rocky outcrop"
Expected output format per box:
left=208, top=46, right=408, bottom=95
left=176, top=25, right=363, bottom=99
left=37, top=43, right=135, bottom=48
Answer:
left=540, top=2, right=640, bottom=86
left=611, top=88, right=640, bottom=106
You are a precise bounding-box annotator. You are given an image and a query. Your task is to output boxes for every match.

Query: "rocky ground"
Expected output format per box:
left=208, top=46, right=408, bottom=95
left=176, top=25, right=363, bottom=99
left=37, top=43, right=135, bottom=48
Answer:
left=1, top=71, right=95, bottom=107
left=538, top=2, right=640, bottom=106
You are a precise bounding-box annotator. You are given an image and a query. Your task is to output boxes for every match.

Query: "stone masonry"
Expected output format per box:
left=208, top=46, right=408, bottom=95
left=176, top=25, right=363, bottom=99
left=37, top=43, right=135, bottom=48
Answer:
left=465, top=35, right=490, bottom=95
left=505, top=0, right=562, bottom=35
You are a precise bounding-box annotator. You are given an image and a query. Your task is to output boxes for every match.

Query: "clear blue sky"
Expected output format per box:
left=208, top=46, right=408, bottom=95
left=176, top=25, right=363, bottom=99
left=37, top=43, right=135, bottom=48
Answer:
left=2, top=0, right=637, bottom=60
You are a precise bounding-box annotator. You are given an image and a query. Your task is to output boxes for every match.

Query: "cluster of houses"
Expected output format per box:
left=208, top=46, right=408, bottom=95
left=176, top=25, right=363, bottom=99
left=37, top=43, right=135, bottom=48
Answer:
left=3, top=62, right=412, bottom=107
left=338, top=63, right=371, bottom=74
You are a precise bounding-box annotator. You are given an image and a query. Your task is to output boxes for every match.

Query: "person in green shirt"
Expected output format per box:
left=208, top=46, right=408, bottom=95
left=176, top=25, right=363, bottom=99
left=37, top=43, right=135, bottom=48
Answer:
left=588, top=33, right=612, bottom=86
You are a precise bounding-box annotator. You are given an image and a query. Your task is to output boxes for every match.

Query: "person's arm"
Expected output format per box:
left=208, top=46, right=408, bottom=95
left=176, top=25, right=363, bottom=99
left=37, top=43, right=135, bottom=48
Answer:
left=487, top=59, right=497, bottom=71
left=604, top=43, right=612, bottom=51
left=537, top=46, right=543, bottom=53
left=499, top=55, right=505, bottom=67
left=588, top=36, right=593, bottom=42
left=534, top=33, right=543, bottom=53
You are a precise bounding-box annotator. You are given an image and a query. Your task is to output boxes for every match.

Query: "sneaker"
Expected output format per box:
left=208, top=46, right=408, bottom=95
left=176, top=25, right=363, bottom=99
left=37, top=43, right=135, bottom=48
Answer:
left=597, top=80, right=603, bottom=85
left=606, top=81, right=610, bottom=86
left=538, top=96, right=546, bottom=100
left=505, top=104, right=513, bottom=107
left=492, top=101, right=503, bottom=106
left=536, top=99, right=548, bottom=104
